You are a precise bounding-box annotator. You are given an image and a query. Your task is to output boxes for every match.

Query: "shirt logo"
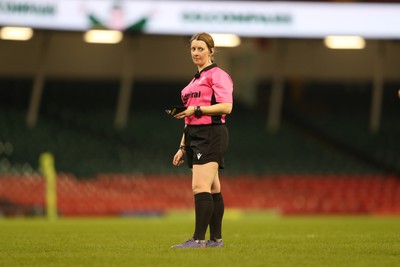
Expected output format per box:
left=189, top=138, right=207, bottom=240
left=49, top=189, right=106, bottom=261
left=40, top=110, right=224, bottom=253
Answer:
left=182, top=91, right=201, bottom=104
left=196, top=153, right=202, bottom=160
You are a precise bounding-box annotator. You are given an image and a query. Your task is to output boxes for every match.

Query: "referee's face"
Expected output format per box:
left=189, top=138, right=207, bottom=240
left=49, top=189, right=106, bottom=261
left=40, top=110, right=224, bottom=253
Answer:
left=191, top=40, right=212, bottom=70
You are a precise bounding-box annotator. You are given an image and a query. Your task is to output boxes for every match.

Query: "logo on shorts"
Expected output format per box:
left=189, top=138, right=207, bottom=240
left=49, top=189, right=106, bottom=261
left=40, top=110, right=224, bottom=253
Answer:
left=196, top=153, right=202, bottom=160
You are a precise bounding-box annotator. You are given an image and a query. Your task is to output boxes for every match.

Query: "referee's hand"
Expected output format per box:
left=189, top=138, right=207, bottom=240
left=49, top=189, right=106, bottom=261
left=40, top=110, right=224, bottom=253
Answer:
left=174, top=107, right=195, bottom=119
left=172, top=150, right=185, bottom=166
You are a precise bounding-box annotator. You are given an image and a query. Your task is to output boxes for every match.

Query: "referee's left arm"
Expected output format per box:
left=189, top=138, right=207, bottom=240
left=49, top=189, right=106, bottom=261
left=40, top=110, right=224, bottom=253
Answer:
left=174, top=103, right=232, bottom=119
left=194, top=103, right=233, bottom=116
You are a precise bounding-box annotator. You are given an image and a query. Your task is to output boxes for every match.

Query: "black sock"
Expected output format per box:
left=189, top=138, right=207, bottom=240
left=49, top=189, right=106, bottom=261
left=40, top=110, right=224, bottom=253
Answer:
left=209, top=192, right=224, bottom=241
left=193, top=192, right=214, bottom=241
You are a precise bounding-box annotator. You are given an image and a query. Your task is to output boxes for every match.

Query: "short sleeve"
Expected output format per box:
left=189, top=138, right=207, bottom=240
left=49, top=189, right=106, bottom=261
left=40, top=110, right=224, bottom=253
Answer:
left=212, top=69, right=233, bottom=103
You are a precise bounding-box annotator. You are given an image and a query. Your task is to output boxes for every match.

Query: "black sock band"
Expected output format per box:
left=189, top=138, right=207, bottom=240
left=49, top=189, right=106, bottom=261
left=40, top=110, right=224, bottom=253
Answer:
left=193, top=192, right=214, bottom=240
left=209, top=192, right=224, bottom=241
left=212, top=192, right=223, bottom=202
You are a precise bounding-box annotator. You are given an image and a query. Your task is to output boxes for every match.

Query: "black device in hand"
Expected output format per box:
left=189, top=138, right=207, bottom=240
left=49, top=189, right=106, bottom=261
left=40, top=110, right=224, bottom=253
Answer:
left=165, top=106, right=187, bottom=116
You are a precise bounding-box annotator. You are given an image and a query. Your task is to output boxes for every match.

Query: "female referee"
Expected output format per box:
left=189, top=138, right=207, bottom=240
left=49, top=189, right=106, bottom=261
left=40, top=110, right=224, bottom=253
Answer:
left=171, top=32, right=233, bottom=249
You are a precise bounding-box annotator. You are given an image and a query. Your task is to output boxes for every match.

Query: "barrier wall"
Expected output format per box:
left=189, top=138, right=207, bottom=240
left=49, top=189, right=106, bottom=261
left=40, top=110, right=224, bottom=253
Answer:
left=1, top=174, right=399, bottom=217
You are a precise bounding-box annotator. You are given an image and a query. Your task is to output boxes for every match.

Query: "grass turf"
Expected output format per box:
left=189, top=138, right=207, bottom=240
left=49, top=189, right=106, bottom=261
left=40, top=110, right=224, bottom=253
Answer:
left=0, top=212, right=399, bottom=267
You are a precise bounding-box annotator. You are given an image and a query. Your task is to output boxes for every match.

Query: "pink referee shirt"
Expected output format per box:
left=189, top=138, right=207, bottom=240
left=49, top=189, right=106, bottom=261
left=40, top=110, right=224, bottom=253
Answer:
left=181, top=64, right=233, bottom=125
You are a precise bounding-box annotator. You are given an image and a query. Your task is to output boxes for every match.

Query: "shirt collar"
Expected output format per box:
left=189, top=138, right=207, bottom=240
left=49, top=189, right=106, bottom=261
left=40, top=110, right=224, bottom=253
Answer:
left=194, top=63, right=217, bottom=79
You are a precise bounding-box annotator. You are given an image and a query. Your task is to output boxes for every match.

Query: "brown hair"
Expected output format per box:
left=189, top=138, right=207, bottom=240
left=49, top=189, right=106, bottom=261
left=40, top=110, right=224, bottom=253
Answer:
left=190, top=32, right=215, bottom=55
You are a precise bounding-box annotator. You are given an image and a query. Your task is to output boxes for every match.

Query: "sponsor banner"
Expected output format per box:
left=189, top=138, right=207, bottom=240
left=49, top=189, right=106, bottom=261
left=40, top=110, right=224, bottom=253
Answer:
left=0, top=0, right=400, bottom=38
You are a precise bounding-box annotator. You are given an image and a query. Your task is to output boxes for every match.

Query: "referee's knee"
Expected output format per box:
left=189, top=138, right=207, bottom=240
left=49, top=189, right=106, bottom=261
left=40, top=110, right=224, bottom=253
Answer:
left=192, top=185, right=211, bottom=195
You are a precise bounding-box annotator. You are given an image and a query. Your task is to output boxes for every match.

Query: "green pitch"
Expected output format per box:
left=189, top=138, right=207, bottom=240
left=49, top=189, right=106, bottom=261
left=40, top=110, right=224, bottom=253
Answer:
left=0, top=212, right=399, bottom=267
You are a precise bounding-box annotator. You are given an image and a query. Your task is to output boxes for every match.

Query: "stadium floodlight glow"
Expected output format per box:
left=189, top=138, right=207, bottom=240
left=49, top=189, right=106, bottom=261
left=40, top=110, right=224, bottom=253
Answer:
left=210, top=33, right=241, bottom=47
left=83, top=29, right=123, bottom=44
left=0, top=27, right=33, bottom=41
left=324, top=36, right=366, bottom=49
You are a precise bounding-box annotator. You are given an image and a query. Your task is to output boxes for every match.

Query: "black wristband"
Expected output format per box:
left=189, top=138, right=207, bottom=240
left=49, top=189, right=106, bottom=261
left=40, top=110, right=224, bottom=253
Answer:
left=194, top=106, right=202, bottom=118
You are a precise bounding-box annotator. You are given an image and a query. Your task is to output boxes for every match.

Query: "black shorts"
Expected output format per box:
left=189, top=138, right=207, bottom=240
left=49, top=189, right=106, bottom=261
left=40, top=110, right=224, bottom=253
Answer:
left=184, top=124, right=229, bottom=169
